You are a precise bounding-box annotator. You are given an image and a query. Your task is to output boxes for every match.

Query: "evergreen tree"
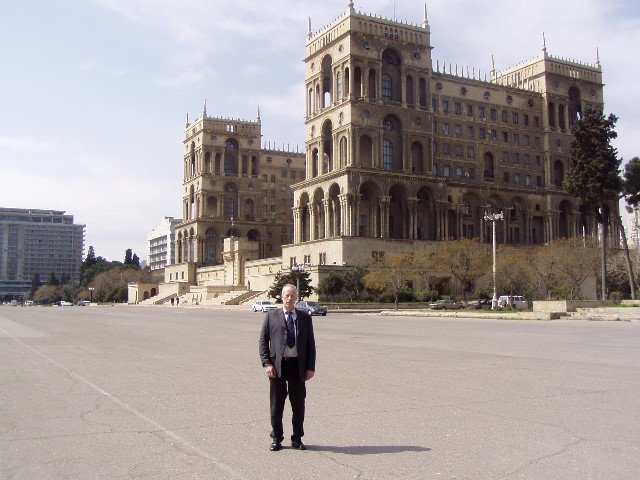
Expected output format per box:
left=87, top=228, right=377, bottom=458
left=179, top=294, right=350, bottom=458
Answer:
left=268, top=270, right=313, bottom=302
left=47, top=272, right=59, bottom=286
left=565, top=109, right=622, bottom=300
left=29, top=273, right=42, bottom=299
left=124, top=248, right=133, bottom=265
left=132, top=253, right=140, bottom=269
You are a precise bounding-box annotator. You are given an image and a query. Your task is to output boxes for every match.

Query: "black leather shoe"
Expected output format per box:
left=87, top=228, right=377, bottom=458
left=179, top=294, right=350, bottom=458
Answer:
left=291, top=440, right=306, bottom=450
left=270, top=442, right=282, bottom=451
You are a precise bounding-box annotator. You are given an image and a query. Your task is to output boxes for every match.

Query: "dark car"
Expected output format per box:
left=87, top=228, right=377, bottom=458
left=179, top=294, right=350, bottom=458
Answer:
left=295, top=300, right=328, bottom=316
left=469, top=298, right=491, bottom=309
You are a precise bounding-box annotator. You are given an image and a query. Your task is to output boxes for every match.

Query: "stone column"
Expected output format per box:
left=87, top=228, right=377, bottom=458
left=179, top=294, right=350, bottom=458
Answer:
left=309, top=203, right=316, bottom=241
left=407, top=197, right=417, bottom=239
left=323, top=199, right=331, bottom=238
left=380, top=196, right=391, bottom=238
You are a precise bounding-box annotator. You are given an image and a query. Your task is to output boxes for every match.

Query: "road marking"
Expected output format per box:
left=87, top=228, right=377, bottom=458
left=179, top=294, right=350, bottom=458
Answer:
left=0, top=323, right=246, bottom=480
left=0, top=317, right=47, bottom=338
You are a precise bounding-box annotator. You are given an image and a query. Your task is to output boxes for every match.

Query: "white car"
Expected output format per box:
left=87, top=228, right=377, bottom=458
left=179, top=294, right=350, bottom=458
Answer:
left=59, top=300, right=73, bottom=306
left=251, top=300, right=277, bottom=312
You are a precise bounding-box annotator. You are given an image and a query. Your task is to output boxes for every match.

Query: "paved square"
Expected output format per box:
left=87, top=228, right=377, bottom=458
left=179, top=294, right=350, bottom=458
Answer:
left=1, top=306, right=639, bottom=479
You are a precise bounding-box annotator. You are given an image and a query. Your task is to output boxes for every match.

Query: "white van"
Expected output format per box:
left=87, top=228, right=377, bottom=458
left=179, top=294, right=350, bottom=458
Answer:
left=498, top=295, right=529, bottom=309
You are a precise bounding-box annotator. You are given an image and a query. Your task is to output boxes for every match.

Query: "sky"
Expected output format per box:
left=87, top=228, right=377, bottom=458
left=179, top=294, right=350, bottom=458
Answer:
left=2, top=0, right=639, bottom=262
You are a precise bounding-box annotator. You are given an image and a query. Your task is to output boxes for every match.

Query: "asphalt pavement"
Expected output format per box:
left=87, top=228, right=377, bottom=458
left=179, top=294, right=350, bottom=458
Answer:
left=1, top=305, right=639, bottom=479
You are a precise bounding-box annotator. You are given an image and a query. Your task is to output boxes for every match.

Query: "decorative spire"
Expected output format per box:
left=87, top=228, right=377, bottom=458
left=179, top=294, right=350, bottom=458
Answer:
left=422, top=4, right=429, bottom=29
left=307, top=16, right=312, bottom=39
left=542, top=32, right=547, bottom=54
left=185, top=112, right=189, bottom=127
left=348, top=0, right=355, bottom=13
left=257, top=106, right=261, bottom=123
left=490, top=55, right=495, bottom=77
left=202, top=99, right=207, bottom=117
left=596, top=47, right=601, bottom=68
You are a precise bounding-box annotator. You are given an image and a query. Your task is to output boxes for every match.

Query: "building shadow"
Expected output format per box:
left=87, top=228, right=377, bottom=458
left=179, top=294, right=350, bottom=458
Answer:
left=306, top=445, right=431, bottom=455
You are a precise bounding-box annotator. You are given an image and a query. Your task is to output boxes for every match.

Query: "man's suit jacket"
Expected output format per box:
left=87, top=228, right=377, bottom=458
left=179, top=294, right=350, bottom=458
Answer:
left=259, top=308, right=316, bottom=382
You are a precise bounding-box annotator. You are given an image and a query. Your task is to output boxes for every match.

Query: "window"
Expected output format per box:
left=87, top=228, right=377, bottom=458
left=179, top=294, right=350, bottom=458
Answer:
left=512, top=112, right=519, bottom=124
left=383, top=140, right=394, bottom=170
left=524, top=135, right=530, bottom=146
left=467, top=126, right=474, bottom=138
left=454, top=125, right=462, bottom=136
left=468, top=167, right=475, bottom=179
left=454, top=102, right=462, bottom=114
left=432, top=120, right=437, bottom=133
left=524, top=114, right=529, bottom=126
left=432, top=164, right=439, bottom=176
left=514, top=174, right=521, bottom=185
left=525, top=175, right=531, bottom=186
left=443, top=123, right=450, bottom=135
left=513, top=134, right=519, bottom=146
left=478, top=106, right=486, bottom=118
left=502, top=131, right=509, bottom=143
left=443, top=165, right=450, bottom=177
left=443, top=100, right=449, bottom=113
left=534, top=116, right=540, bottom=127
left=513, top=153, right=520, bottom=163
left=467, top=104, right=473, bottom=116
left=432, top=141, right=438, bottom=154
left=535, top=155, right=541, bottom=166
left=443, top=143, right=450, bottom=155
left=432, top=96, right=437, bottom=111
left=382, top=74, right=392, bottom=100
left=467, top=147, right=475, bottom=158
left=462, top=201, right=470, bottom=214
left=503, top=172, right=510, bottom=183
left=455, top=145, right=462, bottom=157
left=456, top=166, right=463, bottom=177
left=490, top=130, right=497, bottom=141
left=524, top=154, right=531, bottom=164
left=502, top=151, right=509, bottom=162
left=502, top=110, right=508, bottom=122
left=490, top=108, right=497, bottom=121
left=479, top=128, right=486, bottom=140
left=536, top=176, right=542, bottom=187
left=534, top=137, right=540, bottom=148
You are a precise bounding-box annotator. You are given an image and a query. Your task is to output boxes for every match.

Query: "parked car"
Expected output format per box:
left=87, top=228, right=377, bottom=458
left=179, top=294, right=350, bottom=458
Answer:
left=251, top=300, right=277, bottom=312
left=468, top=298, right=491, bottom=309
left=429, top=299, right=465, bottom=310
left=59, top=300, right=73, bottom=306
left=24, top=300, right=35, bottom=307
left=295, top=300, right=328, bottom=316
left=77, top=300, right=90, bottom=306
left=498, top=295, right=529, bottom=309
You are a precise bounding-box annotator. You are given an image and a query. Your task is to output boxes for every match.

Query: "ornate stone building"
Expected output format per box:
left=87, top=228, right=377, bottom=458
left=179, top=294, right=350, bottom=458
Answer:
left=137, top=2, right=616, bottom=305
left=283, top=1, right=618, bottom=269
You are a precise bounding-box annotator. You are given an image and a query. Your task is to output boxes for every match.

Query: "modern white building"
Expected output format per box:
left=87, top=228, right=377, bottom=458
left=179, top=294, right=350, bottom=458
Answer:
left=147, top=217, right=182, bottom=271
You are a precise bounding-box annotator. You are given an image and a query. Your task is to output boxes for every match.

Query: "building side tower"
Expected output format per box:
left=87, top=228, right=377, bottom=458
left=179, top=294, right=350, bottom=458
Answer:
left=175, top=108, right=305, bottom=269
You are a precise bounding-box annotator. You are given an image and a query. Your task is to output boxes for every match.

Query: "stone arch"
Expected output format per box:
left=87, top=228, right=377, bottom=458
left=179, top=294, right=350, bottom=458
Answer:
left=416, top=186, right=436, bottom=240
left=321, top=54, right=333, bottom=107
left=358, top=181, right=381, bottom=237
left=204, top=228, right=219, bottom=265
left=299, top=191, right=311, bottom=242
left=382, top=114, right=403, bottom=171
left=322, top=120, right=333, bottom=173
left=388, top=183, right=408, bottom=239
left=224, top=138, right=239, bottom=174
left=554, top=160, right=565, bottom=187
left=559, top=199, right=573, bottom=238
left=223, top=183, right=238, bottom=219
left=568, top=86, right=582, bottom=129
left=461, top=192, right=482, bottom=239
left=339, top=135, right=348, bottom=169
left=313, top=187, right=326, bottom=239
left=207, top=196, right=218, bottom=217
left=247, top=229, right=261, bottom=242
left=381, top=47, right=402, bottom=102
left=411, top=141, right=424, bottom=173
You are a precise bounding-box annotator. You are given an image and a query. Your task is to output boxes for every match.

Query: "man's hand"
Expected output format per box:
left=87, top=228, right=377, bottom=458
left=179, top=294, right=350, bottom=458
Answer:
left=305, top=370, right=315, bottom=381
left=265, top=364, right=276, bottom=378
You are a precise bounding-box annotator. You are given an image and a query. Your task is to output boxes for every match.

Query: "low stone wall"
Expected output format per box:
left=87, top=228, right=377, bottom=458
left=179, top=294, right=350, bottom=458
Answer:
left=533, top=300, right=612, bottom=313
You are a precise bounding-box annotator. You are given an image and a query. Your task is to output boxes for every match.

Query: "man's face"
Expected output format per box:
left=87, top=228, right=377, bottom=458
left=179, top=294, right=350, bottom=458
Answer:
left=282, top=286, right=297, bottom=311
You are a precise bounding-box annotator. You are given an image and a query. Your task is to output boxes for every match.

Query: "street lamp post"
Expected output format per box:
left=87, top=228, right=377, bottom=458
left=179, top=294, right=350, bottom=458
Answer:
left=290, top=263, right=310, bottom=299
left=484, top=205, right=504, bottom=309
left=88, top=287, right=95, bottom=304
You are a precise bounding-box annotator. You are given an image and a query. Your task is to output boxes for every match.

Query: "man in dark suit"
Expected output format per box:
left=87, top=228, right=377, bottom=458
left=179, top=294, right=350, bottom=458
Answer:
left=259, top=284, right=316, bottom=451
